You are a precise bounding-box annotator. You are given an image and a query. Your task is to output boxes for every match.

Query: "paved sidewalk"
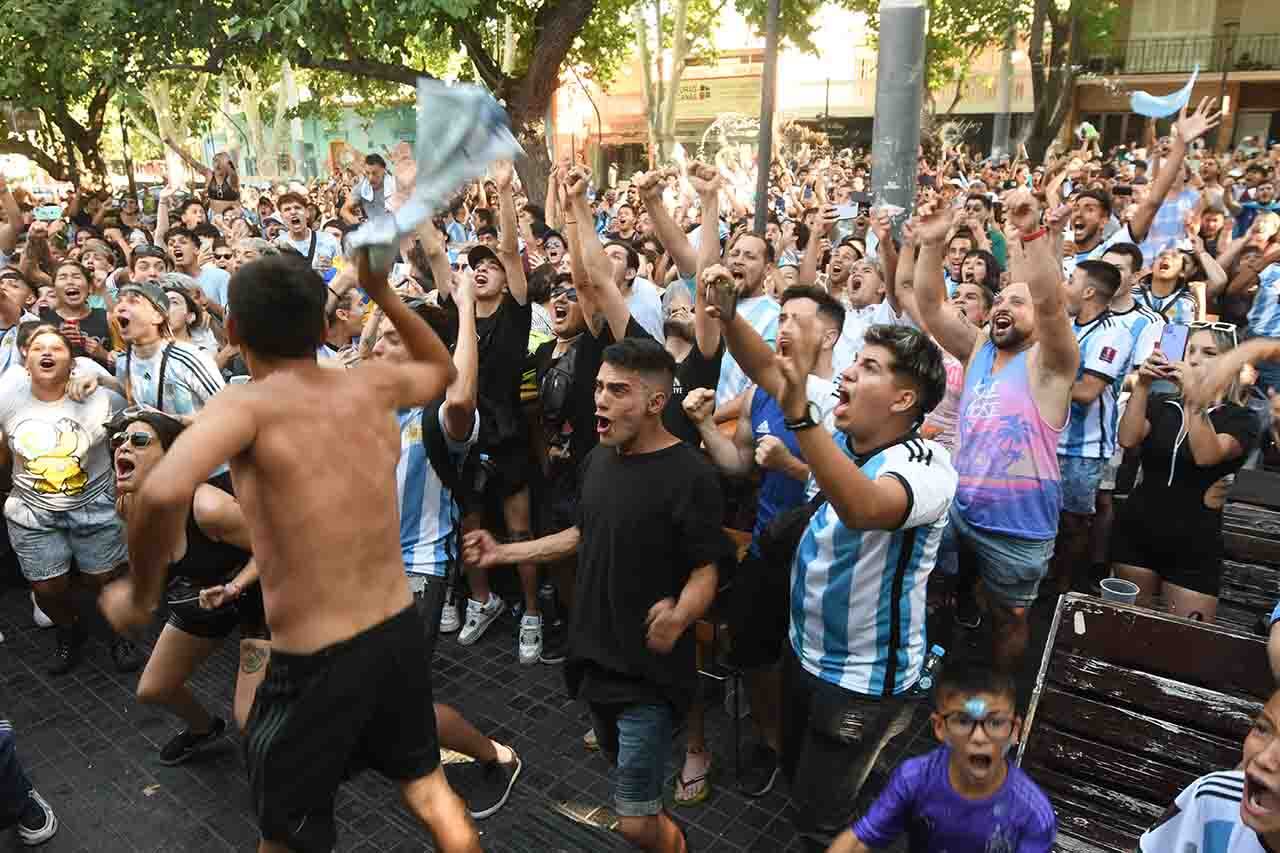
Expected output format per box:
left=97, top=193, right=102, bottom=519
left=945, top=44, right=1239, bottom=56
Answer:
left=0, top=575, right=1053, bottom=852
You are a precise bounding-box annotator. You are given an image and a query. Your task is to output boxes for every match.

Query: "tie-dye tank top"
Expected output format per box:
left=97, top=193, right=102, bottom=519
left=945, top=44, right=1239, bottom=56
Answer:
left=955, top=342, right=1065, bottom=540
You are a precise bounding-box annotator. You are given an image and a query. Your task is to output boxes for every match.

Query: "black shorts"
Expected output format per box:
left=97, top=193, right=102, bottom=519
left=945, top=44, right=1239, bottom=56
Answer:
left=465, top=440, right=533, bottom=507
left=413, top=575, right=449, bottom=660
left=1110, top=490, right=1224, bottom=597
left=727, top=550, right=790, bottom=669
left=165, top=577, right=269, bottom=641
left=243, top=605, right=439, bottom=852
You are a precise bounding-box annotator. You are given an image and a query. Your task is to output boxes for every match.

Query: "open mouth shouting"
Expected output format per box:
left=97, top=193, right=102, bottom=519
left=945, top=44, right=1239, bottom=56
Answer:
left=991, top=311, right=1014, bottom=335
left=115, top=453, right=137, bottom=486
left=1243, top=769, right=1280, bottom=829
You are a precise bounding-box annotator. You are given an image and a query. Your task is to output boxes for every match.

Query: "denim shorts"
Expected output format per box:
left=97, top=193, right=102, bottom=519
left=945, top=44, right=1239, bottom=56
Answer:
left=6, top=491, right=126, bottom=582
left=1057, top=454, right=1105, bottom=515
left=950, top=505, right=1055, bottom=608
left=588, top=702, right=673, bottom=817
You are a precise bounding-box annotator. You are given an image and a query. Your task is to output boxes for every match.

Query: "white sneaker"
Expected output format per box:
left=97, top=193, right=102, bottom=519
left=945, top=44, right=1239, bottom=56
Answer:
left=32, top=593, right=53, bottom=629
left=518, top=614, right=543, bottom=665
left=18, top=788, right=58, bottom=846
left=458, top=595, right=504, bottom=646
left=440, top=599, right=461, bottom=634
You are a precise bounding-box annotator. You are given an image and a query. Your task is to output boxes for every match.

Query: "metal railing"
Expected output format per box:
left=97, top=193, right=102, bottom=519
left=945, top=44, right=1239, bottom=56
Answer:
left=1086, top=33, right=1280, bottom=74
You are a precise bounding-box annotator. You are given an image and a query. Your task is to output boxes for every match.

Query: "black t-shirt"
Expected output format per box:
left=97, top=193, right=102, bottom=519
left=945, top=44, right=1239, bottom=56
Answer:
left=534, top=318, right=646, bottom=479
left=566, top=442, right=732, bottom=714
left=39, top=307, right=111, bottom=359
left=665, top=340, right=724, bottom=446
left=462, top=292, right=531, bottom=451
left=1136, top=395, right=1259, bottom=500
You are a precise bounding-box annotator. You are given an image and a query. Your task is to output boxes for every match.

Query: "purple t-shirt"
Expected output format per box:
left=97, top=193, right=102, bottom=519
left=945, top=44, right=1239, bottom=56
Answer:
left=853, top=746, right=1057, bottom=853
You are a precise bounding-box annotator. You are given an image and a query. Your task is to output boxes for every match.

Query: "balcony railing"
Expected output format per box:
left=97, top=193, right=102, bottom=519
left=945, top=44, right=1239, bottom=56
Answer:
left=1086, top=33, right=1280, bottom=75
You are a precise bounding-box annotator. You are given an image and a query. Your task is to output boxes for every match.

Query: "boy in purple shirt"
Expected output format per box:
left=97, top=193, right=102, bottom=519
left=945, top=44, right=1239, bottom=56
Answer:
left=828, top=663, right=1056, bottom=853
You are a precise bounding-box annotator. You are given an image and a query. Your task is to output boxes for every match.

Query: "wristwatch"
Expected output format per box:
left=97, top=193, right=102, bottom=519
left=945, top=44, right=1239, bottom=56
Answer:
left=784, top=401, right=823, bottom=432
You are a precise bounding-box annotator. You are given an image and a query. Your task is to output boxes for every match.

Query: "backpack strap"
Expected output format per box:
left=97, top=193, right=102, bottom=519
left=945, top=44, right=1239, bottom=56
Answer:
left=422, top=401, right=468, bottom=513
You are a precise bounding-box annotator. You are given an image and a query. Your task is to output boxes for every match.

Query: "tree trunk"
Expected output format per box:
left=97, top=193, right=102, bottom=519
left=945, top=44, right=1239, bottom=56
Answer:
left=506, top=0, right=599, bottom=130
left=658, top=0, right=693, bottom=163
left=634, top=3, right=662, bottom=161
left=1025, top=0, right=1084, bottom=161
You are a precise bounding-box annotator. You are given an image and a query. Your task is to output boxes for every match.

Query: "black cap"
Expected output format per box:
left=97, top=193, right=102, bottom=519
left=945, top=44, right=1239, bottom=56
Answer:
left=467, top=244, right=501, bottom=270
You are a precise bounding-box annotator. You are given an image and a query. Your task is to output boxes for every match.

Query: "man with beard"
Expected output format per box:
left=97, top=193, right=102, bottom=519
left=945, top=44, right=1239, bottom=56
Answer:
left=275, top=192, right=341, bottom=274
left=912, top=192, right=1079, bottom=674
left=1064, top=98, right=1221, bottom=277
left=166, top=227, right=230, bottom=324
left=465, top=337, right=731, bottom=853
left=944, top=231, right=975, bottom=296
left=714, top=231, right=781, bottom=411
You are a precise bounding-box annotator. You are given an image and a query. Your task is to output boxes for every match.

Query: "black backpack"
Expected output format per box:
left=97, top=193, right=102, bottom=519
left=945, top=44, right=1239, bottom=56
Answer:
left=421, top=400, right=470, bottom=515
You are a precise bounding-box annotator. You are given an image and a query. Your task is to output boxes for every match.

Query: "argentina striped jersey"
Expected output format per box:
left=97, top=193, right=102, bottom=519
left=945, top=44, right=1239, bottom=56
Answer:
left=716, top=295, right=780, bottom=406
left=790, top=435, right=956, bottom=696
left=1059, top=313, right=1133, bottom=459
left=1249, top=262, right=1280, bottom=339
left=397, top=405, right=478, bottom=578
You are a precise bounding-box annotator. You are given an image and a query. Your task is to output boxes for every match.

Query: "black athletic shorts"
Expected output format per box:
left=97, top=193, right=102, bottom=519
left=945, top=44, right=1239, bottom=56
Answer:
left=243, top=604, right=440, bottom=852
left=728, top=550, right=790, bottom=669
left=413, top=575, right=449, bottom=660
left=165, top=577, right=269, bottom=641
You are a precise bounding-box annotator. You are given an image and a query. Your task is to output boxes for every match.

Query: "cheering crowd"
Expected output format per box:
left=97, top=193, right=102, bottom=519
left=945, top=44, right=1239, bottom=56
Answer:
left=3, top=92, right=1280, bottom=853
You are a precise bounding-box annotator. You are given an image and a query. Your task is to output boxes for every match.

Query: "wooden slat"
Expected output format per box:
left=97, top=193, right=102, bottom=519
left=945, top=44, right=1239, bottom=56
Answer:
left=1036, top=687, right=1240, bottom=774
left=1215, top=600, right=1267, bottom=636
left=1044, top=792, right=1144, bottom=853
left=1220, top=559, right=1280, bottom=614
left=1022, top=723, right=1198, bottom=808
left=1050, top=595, right=1273, bottom=701
left=1054, top=830, right=1124, bottom=853
left=1226, top=469, right=1280, bottom=511
left=1028, top=764, right=1162, bottom=833
left=1046, top=649, right=1263, bottom=743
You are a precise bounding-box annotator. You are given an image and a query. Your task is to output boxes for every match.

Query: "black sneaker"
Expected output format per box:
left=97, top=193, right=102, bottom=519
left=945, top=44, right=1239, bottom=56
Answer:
left=110, top=636, right=143, bottom=673
left=452, top=752, right=523, bottom=819
left=47, top=624, right=85, bottom=676
left=737, top=743, right=779, bottom=798
left=18, top=789, right=57, bottom=846
left=539, top=623, right=568, bottom=665
left=159, top=717, right=227, bottom=766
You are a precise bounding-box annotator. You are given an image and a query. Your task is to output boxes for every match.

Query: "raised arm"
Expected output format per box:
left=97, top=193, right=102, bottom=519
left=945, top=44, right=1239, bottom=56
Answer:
left=704, top=263, right=785, bottom=399
left=0, top=177, right=19, bottom=255
left=416, top=217, right=453, bottom=298
left=689, top=161, right=725, bottom=359
left=356, top=250, right=455, bottom=409
left=871, top=207, right=900, bottom=294
left=635, top=168, right=697, bottom=276
left=1130, top=98, right=1221, bottom=243
left=164, top=136, right=212, bottom=179
left=154, top=186, right=176, bottom=247
left=800, top=204, right=838, bottom=287
left=491, top=160, right=528, bottom=305
left=912, top=202, right=980, bottom=362
left=683, top=387, right=755, bottom=477
left=442, top=268, right=479, bottom=442
left=566, top=167, right=632, bottom=341
left=1005, top=192, right=1079, bottom=381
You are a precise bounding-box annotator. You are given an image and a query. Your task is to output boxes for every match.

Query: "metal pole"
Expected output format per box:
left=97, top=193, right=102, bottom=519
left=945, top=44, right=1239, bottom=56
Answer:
left=752, top=0, right=781, bottom=231
left=991, top=18, right=1015, bottom=161
left=1216, top=24, right=1238, bottom=151
left=870, top=0, right=928, bottom=235
left=119, top=105, right=138, bottom=200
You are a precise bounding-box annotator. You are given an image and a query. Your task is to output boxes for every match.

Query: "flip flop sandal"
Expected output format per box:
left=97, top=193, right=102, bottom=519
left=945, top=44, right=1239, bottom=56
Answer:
left=673, top=758, right=713, bottom=807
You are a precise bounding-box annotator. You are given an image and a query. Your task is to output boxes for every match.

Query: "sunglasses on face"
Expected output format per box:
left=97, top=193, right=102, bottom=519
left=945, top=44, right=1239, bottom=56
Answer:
left=550, top=287, right=578, bottom=303
left=110, top=431, right=156, bottom=451
left=214, top=252, right=234, bottom=261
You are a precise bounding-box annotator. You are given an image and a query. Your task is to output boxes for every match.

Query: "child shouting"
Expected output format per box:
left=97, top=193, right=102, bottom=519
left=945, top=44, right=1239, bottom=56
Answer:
left=827, top=662, right=1056, bottom=852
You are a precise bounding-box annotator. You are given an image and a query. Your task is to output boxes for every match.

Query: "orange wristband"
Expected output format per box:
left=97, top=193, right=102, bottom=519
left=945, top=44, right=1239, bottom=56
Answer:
left=1020, top=227, right=1048, bottom=244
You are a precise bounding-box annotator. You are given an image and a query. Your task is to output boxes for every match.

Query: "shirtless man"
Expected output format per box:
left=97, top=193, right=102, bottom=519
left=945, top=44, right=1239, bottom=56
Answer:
left=100, top=252, right=480, bottom=853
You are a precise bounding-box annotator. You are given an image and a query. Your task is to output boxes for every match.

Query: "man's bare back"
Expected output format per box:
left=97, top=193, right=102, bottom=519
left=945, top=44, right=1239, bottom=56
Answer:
left=224, top=365, right=413, bottom=653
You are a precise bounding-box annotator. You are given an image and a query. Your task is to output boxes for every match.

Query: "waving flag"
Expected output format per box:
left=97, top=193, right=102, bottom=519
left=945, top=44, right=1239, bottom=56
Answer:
left=1130, top=66, right=1200, bottom=118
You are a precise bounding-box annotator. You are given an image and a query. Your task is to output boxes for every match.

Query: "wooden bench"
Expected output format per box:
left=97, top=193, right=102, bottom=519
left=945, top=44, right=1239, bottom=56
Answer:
left=1221, top=469, right=1280, bottom=634
left=1017, top=593, right=1272, bottom=853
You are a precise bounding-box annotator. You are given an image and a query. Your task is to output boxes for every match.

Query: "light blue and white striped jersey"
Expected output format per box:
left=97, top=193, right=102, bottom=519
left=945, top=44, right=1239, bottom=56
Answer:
left=1134, top=281, right=1198, bottom=325
left=397, top=405, right=478, bottom=578
left=790, top=435, right=956, bottom=696
left=1249, top=263, right=1280, bottom=339
left=1109, top=302, right=1164, bottom=378
left=1062, top=225, right=1134, bottom=278
left=832, top=301, right=917, bottom=379
left=116, top=340, right=224, bottom=416
left=1058, top=313, right=1133, bottom=459
left=716, top=295, right=780, bottom=406
left=0, top=311, right=40, bottom=375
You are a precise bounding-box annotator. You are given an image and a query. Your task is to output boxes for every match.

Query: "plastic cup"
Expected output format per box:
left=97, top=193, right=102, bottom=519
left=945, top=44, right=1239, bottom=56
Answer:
left=1100, top=577, right=1140, bottom=605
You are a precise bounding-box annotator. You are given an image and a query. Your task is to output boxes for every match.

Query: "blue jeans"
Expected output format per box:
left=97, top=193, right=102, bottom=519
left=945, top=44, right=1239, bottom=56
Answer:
left=0, top=722, right=33, bottom=828
left=588, top=702, right=673, bottom=817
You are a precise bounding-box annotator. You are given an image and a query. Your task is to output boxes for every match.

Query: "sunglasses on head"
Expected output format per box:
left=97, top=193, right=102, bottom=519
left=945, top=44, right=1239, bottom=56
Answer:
left=1189, top=321, right=1239, bottom=346
left=550, top=287, right=578, bottom=302
left=110, top=431, right=156, bottom=451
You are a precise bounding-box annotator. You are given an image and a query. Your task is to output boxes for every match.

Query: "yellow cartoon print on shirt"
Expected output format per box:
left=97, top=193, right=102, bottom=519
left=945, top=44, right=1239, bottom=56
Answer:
left=12, top=418, right=90, bottom=494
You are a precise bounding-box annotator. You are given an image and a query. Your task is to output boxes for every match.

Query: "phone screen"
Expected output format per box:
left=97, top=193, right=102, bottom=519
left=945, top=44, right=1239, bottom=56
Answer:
left=1160, top=324, right=1190, bottom=362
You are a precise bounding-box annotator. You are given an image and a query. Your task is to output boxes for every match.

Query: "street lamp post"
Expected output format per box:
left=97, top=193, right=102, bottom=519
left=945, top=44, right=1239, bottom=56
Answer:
left=870, top=0, right=928, bottom=234
left=1217, top=21, right=1239, bottom=150
left=752, top=0, right=781, bottom=231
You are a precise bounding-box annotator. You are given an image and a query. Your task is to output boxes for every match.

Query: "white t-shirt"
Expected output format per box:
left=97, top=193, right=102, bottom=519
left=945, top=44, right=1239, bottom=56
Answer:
left=1139, top=771, right=1265, bottom=853
left=0, top=383, right=124, bottom=517
left=832, top=300, right=916, bottom=378
left=277, top=229, right=342, bottom=272
left=627, top=277, right=666, bottom=345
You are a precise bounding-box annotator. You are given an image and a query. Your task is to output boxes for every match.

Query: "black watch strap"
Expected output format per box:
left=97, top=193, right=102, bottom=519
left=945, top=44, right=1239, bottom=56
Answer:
left=784, top=413, right=819, bottom=431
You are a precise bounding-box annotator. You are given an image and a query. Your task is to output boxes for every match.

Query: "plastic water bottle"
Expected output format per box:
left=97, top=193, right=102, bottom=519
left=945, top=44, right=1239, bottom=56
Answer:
left=915, top=645, right=946, bottom=694
left=538, top=581, right=562, bottom=629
